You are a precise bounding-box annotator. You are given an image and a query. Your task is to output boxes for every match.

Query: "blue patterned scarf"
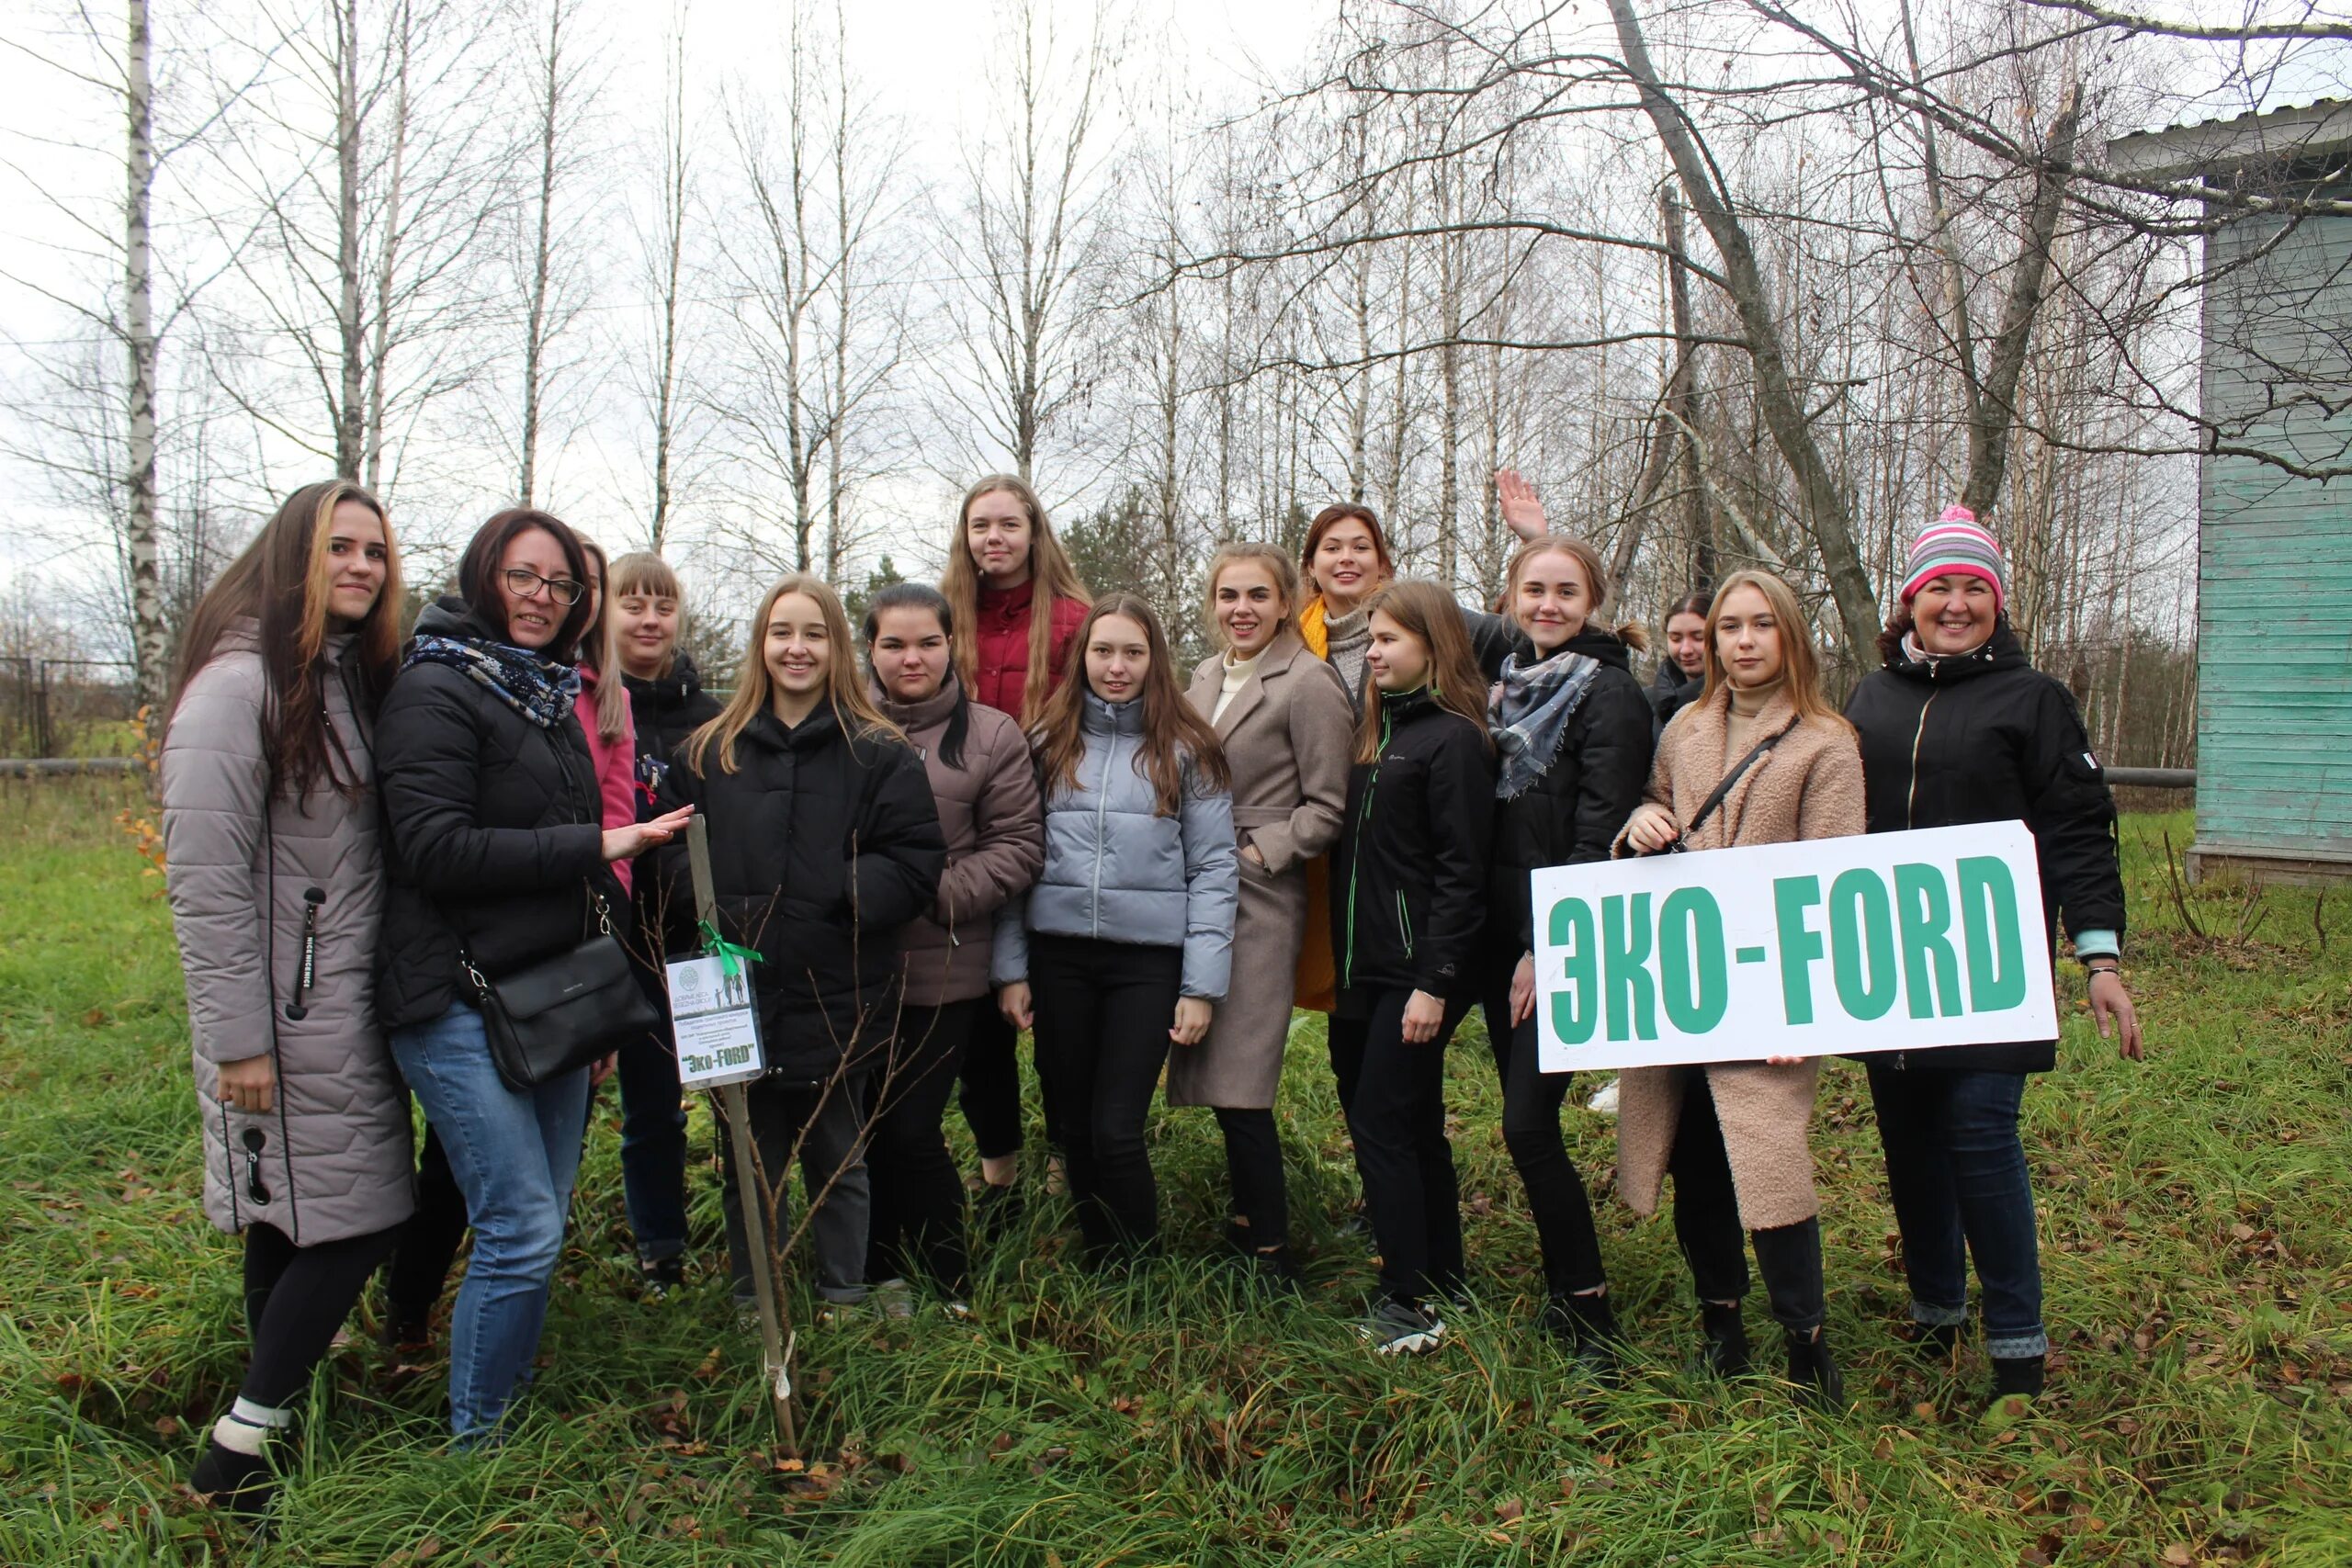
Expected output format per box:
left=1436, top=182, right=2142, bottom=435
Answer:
left=402, top=634, right=580, bottom=729
left=1490, top=647, right=1603, bottom=799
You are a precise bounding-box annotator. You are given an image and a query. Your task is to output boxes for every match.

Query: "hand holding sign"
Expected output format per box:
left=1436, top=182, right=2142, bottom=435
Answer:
left=1532, top=822, right=2059, bottom=1072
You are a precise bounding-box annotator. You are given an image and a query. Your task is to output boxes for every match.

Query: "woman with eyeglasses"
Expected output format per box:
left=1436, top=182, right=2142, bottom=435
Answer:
left=374, top=510, right=692, bottom=1443
left=162, top=480, right=416, bottom=1518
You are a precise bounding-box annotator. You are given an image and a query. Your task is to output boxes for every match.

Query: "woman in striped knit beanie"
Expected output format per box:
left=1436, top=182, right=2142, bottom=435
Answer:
left=1843, top=504, right=2145, bottom=1412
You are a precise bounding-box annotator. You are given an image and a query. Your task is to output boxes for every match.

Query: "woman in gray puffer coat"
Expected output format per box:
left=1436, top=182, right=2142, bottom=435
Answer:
left=994, top=593, right=1238, bottom=1260
left=161, top=479, right=414, bottom=1518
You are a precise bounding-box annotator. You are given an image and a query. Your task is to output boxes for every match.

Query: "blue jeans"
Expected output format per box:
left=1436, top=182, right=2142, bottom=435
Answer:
left=1865, top=1063, right=2047, bottom=1359
left=614, top=1011, right=689, bottom=1263
left=391, top=1002, right=591, bottom=1440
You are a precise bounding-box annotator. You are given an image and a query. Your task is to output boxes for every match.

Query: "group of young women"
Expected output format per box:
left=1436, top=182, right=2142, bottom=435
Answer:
left=160, top=473, right=2144, bottom=1517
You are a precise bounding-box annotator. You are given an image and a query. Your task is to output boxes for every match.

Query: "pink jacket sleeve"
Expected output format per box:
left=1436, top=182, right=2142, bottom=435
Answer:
left=575, top=677, right=639, bottom=895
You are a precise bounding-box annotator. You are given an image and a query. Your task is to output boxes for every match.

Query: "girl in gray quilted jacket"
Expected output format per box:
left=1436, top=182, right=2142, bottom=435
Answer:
left=994, top=593, right=1238, bottom=1260
left=161, top=479, right=413, bottom=1519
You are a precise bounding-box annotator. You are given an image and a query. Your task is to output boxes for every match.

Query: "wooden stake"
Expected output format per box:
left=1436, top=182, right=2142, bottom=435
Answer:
left=687, top=815, right=797, bottom=1452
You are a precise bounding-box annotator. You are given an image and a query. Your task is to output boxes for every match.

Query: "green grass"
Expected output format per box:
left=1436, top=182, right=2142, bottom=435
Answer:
left=2, top=781, right=2347, bottom=1565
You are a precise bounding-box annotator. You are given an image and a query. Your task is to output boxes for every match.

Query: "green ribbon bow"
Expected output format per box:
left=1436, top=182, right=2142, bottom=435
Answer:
left=696, top=919, right=763, bottom=980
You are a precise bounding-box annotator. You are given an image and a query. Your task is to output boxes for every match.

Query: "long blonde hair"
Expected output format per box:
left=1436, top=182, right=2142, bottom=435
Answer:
left=1698, top=570, right=1849, bottom=731
left=1501, top=533, right=1650, bottom=653
left=577, top=538, right=630, bottom=743
left=684, top=574, right=900, bottom=775
left=940, top=474, right=1091, bottom=724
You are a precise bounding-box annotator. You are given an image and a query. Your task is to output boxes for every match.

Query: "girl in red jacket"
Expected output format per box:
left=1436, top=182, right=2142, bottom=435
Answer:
left=939, top=475, right=1091, bottom=1226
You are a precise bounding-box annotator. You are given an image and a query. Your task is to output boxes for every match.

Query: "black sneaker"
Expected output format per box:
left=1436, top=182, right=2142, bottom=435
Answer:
left=1905, top=1320, right=1962, bottom=1364
left=1989, top=1354, right=2045, bottom=1406
left=1358, top=1298, right=1445, bottom=1356
left=1243, top=1245, right=1305, bottom=1296
left=187, top=1437, right=275, bottom=1521
left=639, top=1255, right=685, bottom=1299
left=974, top=1181, right=1024, bottom=1243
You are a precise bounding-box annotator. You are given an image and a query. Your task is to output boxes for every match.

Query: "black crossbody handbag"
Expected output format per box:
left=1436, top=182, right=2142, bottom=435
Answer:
left=457, top=885, right=657, bottom=1092
left=448, top=723, right=661, bottom=1092
left=1656, top=716, right=1801, bottom=854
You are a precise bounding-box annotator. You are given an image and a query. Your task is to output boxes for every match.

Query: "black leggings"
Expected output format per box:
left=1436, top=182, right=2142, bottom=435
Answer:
left=381, top=1124, right=469, bottom=1328
left=1214, top=1107, right=1288, bottom=1249
left=239, top=1221, right=400, bottom=1409
left=1328, top=988, right=1475, bottom=1304
left=1480, top=941, right=1607, bottom=1297
left=1027, top=934, right=1182, bottom=1254
left=1666, top=1070, right=1824, bottom=1334
left=957, top=1004, right=1026, bottom=1162
left=865, top=998, right=980, bottom=1294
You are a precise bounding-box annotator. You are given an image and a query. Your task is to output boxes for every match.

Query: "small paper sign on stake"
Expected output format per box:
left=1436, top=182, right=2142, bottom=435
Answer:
left=665, top=950, right=765, bottom=1088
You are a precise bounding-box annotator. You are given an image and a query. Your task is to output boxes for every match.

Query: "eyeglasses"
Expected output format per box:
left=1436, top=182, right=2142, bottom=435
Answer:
left=503, top=567, right=585, bottom=606
left=241, top=1127, right=272, bottom=1205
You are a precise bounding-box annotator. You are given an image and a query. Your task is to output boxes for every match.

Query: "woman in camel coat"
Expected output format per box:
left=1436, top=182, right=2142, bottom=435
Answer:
left=1615, top=570, right=1865, bottom=1409
left=1177, top=544, right=1353, bottom=1283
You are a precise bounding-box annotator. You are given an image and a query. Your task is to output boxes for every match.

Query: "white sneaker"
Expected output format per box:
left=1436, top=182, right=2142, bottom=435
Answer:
left=1587, top=1078, right=1620, bottom=1117
left=1359, top=1299, right=1445, bottom=1355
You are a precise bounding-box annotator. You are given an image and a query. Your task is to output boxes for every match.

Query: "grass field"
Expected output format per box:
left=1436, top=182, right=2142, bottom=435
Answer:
left=2, top=775, right=2346, bottom=1565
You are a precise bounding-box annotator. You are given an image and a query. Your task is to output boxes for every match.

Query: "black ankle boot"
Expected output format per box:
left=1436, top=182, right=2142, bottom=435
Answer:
left=188, top=1437, right=275, bottom=1518
left=1784, top=1326, right=1846, bottom=1411
left=1990, top=1354, right=2045, bottom=1404
left=1544, top=1292, right=1625, bottom=1384
left=1907, top=1320, right=1962, bottom=1363
left=1700, top=1302, right=1751, bottom=1377
left=975, top=1180, right=1024, bottom=1243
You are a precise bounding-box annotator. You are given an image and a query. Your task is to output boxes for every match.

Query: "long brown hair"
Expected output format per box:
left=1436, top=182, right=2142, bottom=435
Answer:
left=168, top=479, right=403, bottom=800
left=1033, top=592, right=1228, bottom=816
left=1699, top=570, right=1850, bottom=732
left=684, top=574, right=901, bottom=775
left=1501, top=533, right=1651, bottom=653
left=576, top=538, right=629, bottom=743
left=940, top=474, right=1091, bottom=725
left=1352, top=581, right=1492, bottom=763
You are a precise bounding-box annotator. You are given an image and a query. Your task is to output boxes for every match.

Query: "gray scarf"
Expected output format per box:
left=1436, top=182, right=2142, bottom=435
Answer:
left=1490, top=647, right=1603, bottom=799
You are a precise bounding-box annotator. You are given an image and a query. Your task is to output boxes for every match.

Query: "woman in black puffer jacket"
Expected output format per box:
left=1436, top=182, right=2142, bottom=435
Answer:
left=376, top=510, right=692, bottom=1443
left=1328, top=581, right=1497, bottom=1358
left=1478, top=535, right=1655, bottom=1372
left=1844, top=507, right=2144, bottom=1411
left=655, top=573, right=944, bottom=1315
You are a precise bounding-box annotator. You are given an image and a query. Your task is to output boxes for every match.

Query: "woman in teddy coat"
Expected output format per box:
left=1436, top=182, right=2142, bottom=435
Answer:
left=1616, top=569, right=1866, bottom=1410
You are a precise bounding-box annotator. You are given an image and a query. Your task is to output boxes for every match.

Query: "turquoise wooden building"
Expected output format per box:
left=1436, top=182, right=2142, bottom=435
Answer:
left=2110, top=102, right=2352, bottom=885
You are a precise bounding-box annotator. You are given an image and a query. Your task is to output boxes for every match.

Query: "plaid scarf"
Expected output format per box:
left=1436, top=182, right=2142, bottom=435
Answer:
left=403, top=633, right=581, bottom=730
left=1490, top=646, right=1602, bottom=800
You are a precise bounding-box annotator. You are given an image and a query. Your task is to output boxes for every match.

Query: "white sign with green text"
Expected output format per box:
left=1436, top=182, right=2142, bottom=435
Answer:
left=1530, top=821, right=2056, bottom=1072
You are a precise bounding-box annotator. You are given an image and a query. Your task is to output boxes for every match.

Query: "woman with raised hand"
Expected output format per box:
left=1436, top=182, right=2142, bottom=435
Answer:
left=1650, top=592, right=1711, bottom=739
left=608, top=550, right=720, bottom=1294
left=164, top=480, right=413, bottom=1517
left=1176, top=544, right=1353, bottom=1288
left=994, top=593, right=1237, bottom=1263
left=1844, top=506, right=2143, bottom=1411
left=374, top=509, right=692, bottom=1442
left=863, top=583, right=1045, bottom=1309
left=657, top=576, right=945, bottom=1321
left=1481, top=534, right=1656, bottom=1371
left=940, top=475, right=1092, bottom=1228
left=1327, top=581, right=1497, bottom=1355
left=1615, top=570, right=1864, bottom=1409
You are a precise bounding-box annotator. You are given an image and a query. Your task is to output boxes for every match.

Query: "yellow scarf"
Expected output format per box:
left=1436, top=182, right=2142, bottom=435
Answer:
left=1298, top=594, right=1331, bottom=660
